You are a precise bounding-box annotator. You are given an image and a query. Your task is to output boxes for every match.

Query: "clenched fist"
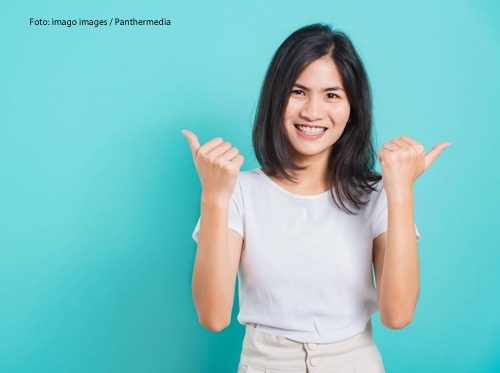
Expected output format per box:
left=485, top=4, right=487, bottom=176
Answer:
left=377, top=135, right=451, bottom=195
left=182, top=130, right=245, bottom=203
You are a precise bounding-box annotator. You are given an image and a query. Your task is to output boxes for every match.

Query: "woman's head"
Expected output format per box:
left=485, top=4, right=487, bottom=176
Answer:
left=252, top=23, right=382, bottom=213
left=282, top=55, right=351, bottom=167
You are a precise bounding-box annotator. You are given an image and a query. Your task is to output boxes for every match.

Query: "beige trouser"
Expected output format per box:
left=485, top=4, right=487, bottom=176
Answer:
left=237, top=318, right=384, bottom=373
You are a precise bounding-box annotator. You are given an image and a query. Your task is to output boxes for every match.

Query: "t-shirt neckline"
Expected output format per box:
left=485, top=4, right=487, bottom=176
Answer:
left=254, top=168, right=337, bottom=200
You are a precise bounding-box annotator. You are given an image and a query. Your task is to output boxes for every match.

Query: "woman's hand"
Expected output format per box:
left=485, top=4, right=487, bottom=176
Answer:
left=182, top=130, right=244, bottom=202
left=377, top=135, right=451, bottom=195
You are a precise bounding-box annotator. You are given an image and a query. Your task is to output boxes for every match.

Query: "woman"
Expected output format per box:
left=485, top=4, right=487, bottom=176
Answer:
left=182, top=23, right=449, bottom=373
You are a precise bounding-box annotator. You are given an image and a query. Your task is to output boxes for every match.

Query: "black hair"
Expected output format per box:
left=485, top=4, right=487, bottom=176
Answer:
left=251, top=22, right=382, bottom=214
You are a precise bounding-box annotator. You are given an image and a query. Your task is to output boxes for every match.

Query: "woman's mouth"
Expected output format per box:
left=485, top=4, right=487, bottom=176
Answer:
left=294, top=124, right=327, bottom=139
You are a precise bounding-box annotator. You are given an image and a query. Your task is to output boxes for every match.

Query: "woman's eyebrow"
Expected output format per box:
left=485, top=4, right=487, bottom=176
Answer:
left=294, top=83, right=345, bottom=92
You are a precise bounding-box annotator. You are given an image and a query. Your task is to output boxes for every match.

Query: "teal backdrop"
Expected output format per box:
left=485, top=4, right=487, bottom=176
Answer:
left=1, top=0, right=499, bottom=372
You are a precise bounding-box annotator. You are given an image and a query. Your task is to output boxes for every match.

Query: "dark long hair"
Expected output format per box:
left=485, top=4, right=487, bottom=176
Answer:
left=252, top=23, right=382, bottom=214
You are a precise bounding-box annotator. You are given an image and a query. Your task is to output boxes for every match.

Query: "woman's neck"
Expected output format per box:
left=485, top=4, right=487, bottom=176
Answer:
left=263, top=165, right=332, bottom=195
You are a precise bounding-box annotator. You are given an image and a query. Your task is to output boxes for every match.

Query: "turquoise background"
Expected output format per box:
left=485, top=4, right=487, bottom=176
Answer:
left=1, top=0, right=498, bottom=372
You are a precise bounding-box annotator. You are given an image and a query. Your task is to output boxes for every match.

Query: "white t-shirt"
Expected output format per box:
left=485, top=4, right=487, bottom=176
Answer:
left=192, top=167, right=420, bottom=343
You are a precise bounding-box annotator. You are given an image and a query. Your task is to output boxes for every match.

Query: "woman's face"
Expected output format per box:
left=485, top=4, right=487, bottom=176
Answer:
left=282, top=56, right=351, bottom=164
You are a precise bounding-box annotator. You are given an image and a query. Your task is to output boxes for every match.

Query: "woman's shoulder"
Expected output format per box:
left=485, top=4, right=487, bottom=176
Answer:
left=353, top=178, right=385, bottom=210
left=364, top=179, right=387, bottom=210
left=233, top=168, right=269, bottom=198
left=237, top=168, right=261, bottom=184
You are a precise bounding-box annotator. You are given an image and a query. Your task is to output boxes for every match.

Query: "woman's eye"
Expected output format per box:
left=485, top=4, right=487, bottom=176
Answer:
left=292, top=90, right=339, bottom=98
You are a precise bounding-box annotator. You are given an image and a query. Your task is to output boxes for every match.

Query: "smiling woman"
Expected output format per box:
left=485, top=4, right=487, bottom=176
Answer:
left=185, top=22, right=428, bottom=373
left=252, top=24, right=379, bottom=213
left=284, top=56, right=352, bottom=154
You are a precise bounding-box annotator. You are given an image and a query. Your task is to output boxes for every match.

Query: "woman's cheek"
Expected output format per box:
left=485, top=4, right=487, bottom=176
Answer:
left=330, top=104, right=350, bottom=120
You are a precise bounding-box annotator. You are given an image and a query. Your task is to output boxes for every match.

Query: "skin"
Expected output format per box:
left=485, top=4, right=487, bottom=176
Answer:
left=181, top=55, right=450, bottom=332
left=265, top=55, right=351, bottom=194
left=266, top=55, right=451, bottom=329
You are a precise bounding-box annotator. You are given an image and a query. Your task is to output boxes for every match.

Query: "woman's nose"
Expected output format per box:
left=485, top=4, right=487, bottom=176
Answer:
left=300, top=98, right=324, bottom=121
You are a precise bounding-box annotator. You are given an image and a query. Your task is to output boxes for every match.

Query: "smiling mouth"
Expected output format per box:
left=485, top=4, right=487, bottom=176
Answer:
left=294, top=124, right=328, bottom=134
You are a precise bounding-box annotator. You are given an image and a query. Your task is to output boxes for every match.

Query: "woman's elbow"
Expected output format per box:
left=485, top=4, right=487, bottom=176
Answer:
left=200, top=317, right=230, bottom=333
left=381, top=314, right=413, bottom=330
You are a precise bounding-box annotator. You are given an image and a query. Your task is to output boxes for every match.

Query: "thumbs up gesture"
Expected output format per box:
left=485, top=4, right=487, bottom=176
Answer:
left=377, top=135, right=451, bottom=195
left=181, top=130, right=245, bottom=203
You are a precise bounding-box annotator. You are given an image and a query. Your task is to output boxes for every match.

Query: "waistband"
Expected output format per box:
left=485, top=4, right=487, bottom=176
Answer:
left=240, top=318, right=379, bottom=372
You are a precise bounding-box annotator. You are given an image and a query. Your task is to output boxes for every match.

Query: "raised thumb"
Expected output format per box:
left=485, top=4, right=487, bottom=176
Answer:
left=181, top=130, right=201, bottom=163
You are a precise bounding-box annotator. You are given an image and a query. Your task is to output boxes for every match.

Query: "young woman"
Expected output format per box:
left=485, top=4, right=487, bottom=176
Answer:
left=182, top=23, right=449, bottom=373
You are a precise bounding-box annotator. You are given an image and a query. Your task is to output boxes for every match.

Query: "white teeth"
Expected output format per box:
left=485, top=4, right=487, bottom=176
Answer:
left=297, top=125, right=326, bottom=134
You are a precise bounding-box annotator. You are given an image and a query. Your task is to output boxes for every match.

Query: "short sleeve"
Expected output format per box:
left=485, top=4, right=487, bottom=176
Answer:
left=191, top=177, right=245, bottom=244
left=372, top=182, right=420, bottom=243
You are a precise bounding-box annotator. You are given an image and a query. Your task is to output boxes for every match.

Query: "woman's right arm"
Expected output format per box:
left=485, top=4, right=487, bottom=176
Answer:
left=192, top=195, right=243, bottom=332
left=181, top=130, right=245, bottom=332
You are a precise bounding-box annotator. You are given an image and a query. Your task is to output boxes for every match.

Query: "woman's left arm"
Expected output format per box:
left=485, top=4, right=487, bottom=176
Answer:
left=374, top=135, right=450, bottom=329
